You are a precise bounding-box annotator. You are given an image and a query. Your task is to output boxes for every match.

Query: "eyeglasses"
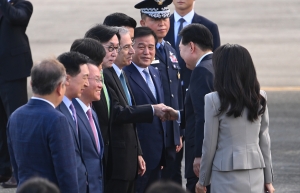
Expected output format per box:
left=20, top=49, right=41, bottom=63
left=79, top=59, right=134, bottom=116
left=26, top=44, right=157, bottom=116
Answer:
left=104, top=45, right=120, bottom=52
left=120, top=42, right=134, bottom=52
left=88, top=77, right=103, bottom=84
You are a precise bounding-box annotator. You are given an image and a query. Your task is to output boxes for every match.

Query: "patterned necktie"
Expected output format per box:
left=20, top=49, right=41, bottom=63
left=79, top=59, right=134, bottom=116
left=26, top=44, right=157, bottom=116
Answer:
left=176, top=18, right=186, bottom=49
left=69, top=103, right=78, bottom=134
left=102, top=73, right=110, bottom=117
left=158, top=43, right=166, bottom=62
left=143, top=68, right=157, bottom=100
left=119, top=72, right=132, bottom=106
left=86, top=109, right=100, bottom=154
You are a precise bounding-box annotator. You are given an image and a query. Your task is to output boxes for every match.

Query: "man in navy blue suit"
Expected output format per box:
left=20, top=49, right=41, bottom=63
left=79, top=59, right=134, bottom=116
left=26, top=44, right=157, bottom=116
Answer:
left=72, top=62, right=105, bottom=193
left=56, top=52, right=90, bottom=193
left=167, top=24, right=215, bottom=193
left=164, top=0, right=220, bottom=186
left=123, top=27, right=167, bottom=193
left=7, top=59, right=79, bottom=192
left=135, top=0, right=184, bottom=182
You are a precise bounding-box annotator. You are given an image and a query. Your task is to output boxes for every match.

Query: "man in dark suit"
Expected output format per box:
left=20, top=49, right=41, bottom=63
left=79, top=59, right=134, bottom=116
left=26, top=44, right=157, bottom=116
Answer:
left=135, top=0, right=183, bottom=181
left=164, top=0, right=220, bottom=185
left=164, top=24, right=214, bottom=193
left=123, top=27, right=167, bottom=193
left=7, top=59, right=79, bottom=192
left=73, top=63, right=105, bottom=193
left=0, top=0, right=33, bottom=184
left=85, top=26, right=120, bottom=176
left=104, top=27, right=167, bottom=193
left=56, top=52, right=90, bottom=193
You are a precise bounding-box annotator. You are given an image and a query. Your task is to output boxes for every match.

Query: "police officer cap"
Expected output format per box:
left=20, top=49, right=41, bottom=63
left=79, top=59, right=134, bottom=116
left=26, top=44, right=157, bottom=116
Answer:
left=135, top=0, right=172, bottom=19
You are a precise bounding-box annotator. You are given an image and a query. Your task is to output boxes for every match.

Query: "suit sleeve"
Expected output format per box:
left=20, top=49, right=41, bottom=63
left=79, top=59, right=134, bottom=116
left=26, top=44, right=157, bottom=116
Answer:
left=0, top=0, right=33, bottom=25
left=199, top=94, right=219, bottom=186
left=190, top=66, right=214, bottom=157
left=259, top=90, right=273, bottom=183
left=48, top=115, right=79, bottom=193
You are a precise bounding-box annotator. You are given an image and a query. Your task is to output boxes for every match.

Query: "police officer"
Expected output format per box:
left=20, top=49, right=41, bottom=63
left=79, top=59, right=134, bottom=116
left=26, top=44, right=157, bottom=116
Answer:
left=135, top=0, right=183, bottom=182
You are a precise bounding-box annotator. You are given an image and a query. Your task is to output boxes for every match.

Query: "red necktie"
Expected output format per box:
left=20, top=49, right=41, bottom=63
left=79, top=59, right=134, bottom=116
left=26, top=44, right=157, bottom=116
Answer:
left=86, top=109, right=100, bottom=154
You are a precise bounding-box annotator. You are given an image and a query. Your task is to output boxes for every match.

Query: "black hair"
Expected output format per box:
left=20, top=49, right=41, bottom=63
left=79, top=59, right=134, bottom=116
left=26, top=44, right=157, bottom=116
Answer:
left=179, top=23, right=213, bottom=51
left=70, top=38, right=106, bottom=66
left=85, top=24, right=120, bottom=43
left=17, top=177, right=60, bottom=193
left=134, top=27, right=158, bottom=44
left=145, top=181, right=188, bottom=193
left=103, top=12, right=137, bottom=28
left=213, top=44, right=266, bottom=122
left=57, top=51, right=89, bottom=77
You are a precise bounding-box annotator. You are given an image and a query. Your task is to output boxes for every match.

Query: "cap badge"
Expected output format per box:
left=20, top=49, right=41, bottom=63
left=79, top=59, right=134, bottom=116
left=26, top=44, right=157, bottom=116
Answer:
left=154, top=0, right=165, bottom=5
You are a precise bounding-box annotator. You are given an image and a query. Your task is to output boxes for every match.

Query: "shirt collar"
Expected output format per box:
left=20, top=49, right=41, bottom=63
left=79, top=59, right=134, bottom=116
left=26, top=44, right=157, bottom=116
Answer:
left=112, top=63, right=122, bottom=77
left=75, top=98, right=91, bottom=114
left=196, top=52, right=213, bottom=67
left=174, top=10, right=195, bottom=24
left=156, top=40, right=165, bottom=49
left=132, top=62, right=149, bottom=74
left=62, top=96, right=72, bottom=108
left=31, top=97, right=55, bottom=108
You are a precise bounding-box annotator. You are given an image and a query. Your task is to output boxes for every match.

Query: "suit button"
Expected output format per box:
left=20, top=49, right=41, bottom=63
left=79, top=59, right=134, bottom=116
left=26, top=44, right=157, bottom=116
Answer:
left=167, top=66, right=169, bottom=68
left=85, top=172, right=88, bottom=176
left=169, top=80, right=172, bottom=83
left=171, top=94, right=174, bottom=98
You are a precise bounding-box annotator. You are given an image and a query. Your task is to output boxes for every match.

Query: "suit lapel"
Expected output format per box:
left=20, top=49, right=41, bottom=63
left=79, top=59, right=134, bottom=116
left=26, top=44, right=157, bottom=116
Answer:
left=169, top=14, right=176, bottom=47
left=57, top=102, right=80, bottom=147
left=100, top=89, right=109, bottom=120
left=192, top=13, right=202, bottom=24
left=92, top=110, right=104, bottom=158
left=128, top=63, right=157, bottom=103
left=73, top=99, right=99, bottom=154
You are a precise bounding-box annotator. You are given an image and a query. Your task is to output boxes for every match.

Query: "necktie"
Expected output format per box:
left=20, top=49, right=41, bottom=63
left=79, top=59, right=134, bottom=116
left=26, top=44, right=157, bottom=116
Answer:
left=119, top=72, right=132, bottom=106
left=86, top=109, right=100, bottom=154
left=143, top=69, right=157, bottom=100
left=158, top=43, right=166, bottom=62
left=69, top=103, right=78, bottom=134
left=102, top=73, right=110, bottom=117
left=176, top=18, right=186, bottom=49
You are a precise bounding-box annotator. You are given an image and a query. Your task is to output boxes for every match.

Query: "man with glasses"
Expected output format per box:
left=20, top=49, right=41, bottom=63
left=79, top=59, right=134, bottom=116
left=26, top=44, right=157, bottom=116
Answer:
left=72, top=62, right=105, bottom=193
left=103, top=27, right=167, bottom=193
left=84, top=25, right=119, bottom=190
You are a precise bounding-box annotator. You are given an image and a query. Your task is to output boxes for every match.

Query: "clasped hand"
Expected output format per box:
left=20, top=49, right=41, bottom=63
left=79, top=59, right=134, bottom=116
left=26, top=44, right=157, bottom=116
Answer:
left=153, top=103, right=179, bottom=121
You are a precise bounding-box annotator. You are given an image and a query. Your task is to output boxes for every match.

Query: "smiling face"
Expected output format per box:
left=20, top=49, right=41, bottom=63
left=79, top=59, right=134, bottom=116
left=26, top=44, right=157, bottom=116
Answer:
left=114, top=32, right=135, bottom=69
left=66, top=64, right=89, bottom=99
left=102, top=35, right=119, bottom=69
left=80, top=64, right=103, bottom=105
left=140, top=16, right=170, bottom=42
left=132, top=35, right=156, bottom=68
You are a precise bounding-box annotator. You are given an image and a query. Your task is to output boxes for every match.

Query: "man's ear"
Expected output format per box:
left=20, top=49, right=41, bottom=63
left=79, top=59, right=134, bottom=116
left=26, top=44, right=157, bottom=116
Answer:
left=65, top=74, right=71, bottom=86
left=190, top=42, right=195, bottom=53
left=140, top=19, right=145, bottom=26
left=56, top=82, right=65, bottom=96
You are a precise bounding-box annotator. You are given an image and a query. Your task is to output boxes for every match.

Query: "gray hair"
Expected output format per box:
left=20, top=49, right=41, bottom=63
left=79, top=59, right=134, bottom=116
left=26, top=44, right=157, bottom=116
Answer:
left=112, top=26, right=129, bottom=36
left=31, top=59, right=66, bottom=95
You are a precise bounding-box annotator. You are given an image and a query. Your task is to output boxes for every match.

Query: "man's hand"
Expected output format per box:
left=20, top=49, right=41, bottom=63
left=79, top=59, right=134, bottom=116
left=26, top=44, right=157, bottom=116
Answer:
left=195, top=182, right=207, bottom=193
left=138, top=156, right=146, bottom=176
left=153, top=103, right=167, bottom=121
left=176, top=136, right=183, bottom=152
left=193, top=157, right=201, bottom=177
left=162, top=106, right=179, bottom=121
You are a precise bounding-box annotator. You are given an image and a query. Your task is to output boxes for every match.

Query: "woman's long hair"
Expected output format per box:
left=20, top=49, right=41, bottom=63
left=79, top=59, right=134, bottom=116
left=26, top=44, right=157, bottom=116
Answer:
left=213, top=44, right=266, bottom=122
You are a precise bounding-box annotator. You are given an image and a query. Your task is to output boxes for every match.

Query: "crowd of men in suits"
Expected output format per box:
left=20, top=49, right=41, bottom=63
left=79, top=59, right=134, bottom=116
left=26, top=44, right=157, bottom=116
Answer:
left=0, top=0, right=220, bottom=192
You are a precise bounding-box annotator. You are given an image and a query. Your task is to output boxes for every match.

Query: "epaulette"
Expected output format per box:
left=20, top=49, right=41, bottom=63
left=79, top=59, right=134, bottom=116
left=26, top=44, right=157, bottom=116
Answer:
left=165, top=41, right=171, bottom=46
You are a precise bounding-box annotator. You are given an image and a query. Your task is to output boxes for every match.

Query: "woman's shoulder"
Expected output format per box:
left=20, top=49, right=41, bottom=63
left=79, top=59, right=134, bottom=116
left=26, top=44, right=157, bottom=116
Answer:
left=260, top=90, right=268, bottom=100
left=205, top=91, right=220, bottom=106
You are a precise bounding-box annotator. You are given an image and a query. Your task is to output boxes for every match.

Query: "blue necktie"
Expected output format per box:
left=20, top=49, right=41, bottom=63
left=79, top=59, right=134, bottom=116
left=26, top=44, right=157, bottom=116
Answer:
left=119, top=72, right=132, bottom=106
left=176, top=18, right=186, bottom=49
left=158, top=43, right=166, bottom=62
left=143, top=69, right=157, bottom=100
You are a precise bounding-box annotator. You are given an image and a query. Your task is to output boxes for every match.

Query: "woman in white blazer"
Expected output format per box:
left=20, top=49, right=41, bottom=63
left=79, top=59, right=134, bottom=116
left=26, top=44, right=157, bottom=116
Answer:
left=196, top=44, right=275, bottom=193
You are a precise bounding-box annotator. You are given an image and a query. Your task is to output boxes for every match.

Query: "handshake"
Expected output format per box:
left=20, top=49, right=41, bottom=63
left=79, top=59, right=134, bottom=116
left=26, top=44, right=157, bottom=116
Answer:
left=152, top=103, right=179, bottom=122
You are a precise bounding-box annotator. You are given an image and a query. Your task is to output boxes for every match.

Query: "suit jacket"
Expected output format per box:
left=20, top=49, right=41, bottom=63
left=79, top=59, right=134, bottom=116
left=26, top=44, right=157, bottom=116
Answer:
left=103, top=67, right=153, bottom=180
left=92, top=87, right=110, bottom=167
left=184, top=54, right=214, bottom=178
left=56, top=101, right=87, bottom=193
left=151, top=42, right=183, bottom=150
left=73, top=99, right=104, bottom=193
left=0, top=0, right=33, bottom=81
left=123, top=63, right=167, bottom=170
left=7, top=99, right=79, bottom=192
left=165, top=13, right=220, bottom=93
left=199, top=91, right=273, bottom=186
